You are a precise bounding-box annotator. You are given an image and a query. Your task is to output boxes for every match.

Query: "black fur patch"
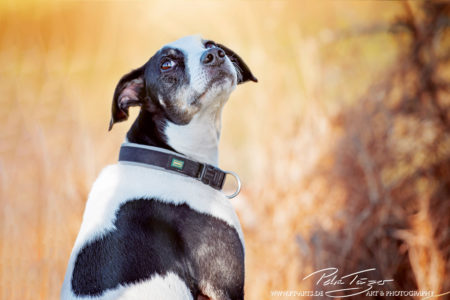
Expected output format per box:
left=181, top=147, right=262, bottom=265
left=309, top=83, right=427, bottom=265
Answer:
left=126, top=109, right=175, bottom=151
left=71, top=199, right=244, bottom=299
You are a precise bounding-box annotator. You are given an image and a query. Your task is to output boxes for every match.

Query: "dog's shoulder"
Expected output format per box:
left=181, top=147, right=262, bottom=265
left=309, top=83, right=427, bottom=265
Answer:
left=77, top=163, right=244, bottom=245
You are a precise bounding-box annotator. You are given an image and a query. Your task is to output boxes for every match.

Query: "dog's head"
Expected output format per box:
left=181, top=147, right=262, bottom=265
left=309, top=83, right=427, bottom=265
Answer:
left=109, top=35, right=257, bottom=130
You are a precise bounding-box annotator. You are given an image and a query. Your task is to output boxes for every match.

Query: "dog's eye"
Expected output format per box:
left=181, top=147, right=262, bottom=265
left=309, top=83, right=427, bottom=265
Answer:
left=161, top=60, right=176, bottom=71
left=205, top=42, right=215, bottom=49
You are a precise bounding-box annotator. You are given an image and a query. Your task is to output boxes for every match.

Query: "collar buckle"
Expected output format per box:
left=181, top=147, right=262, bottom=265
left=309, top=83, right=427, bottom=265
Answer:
left=198, top=164, right=226, bottom=190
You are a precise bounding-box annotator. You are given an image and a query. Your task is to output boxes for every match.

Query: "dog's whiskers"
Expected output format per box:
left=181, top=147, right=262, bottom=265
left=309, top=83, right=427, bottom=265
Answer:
left=232, top=61, right=243, bottom=83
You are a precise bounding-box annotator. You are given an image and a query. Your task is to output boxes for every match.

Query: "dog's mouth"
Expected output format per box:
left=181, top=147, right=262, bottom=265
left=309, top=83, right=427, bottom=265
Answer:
left=191, top=71, right=235, bottom=105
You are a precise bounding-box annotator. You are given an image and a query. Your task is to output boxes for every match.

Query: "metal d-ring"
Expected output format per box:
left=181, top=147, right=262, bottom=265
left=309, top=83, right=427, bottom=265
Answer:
left=223, top=170, right=241, bottom=199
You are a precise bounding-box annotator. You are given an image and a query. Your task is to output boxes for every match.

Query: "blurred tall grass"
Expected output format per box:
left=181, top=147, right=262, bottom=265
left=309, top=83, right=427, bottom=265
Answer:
left=1, top=1, right=448, bottom=299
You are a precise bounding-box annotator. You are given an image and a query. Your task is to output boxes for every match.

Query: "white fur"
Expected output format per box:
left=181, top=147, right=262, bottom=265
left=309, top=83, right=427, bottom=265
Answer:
left=165, top=98, right=226, bottom=165
left=61, top=163, right=244, bottom=299
left=164, top=89, right=233, bottom=165
left=117, top=273, right=193, bottom=300
left=166, top=35, right=206, bottom=94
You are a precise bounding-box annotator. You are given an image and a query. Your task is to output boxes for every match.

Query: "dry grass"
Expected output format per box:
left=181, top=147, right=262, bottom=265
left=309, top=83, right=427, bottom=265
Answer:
left=0, top=1, right=448, bottom=300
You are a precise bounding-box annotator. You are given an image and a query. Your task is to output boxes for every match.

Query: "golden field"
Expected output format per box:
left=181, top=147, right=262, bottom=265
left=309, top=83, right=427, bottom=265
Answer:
left=0, top=1, right=449, bottom=299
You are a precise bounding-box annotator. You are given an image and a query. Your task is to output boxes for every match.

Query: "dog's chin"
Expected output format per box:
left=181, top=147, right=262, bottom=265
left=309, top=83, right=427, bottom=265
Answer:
left=194, top=74, right=236, bottom=104
left=209, top=74, right=236, bottom=93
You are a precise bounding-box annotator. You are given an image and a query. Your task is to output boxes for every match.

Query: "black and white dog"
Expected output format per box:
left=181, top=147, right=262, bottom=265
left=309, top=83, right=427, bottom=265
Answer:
left=61, top=35, right=257, bottom=300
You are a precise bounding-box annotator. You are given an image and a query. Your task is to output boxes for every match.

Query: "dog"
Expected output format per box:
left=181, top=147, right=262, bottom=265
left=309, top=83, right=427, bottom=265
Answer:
left=61, top=35, right=257, bottom=300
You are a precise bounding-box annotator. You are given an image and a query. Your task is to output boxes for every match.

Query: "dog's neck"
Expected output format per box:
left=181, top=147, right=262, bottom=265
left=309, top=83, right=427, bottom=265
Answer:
left=126, top=106, right=223, bottom=166
left=126, top=110, right=175, bottom=151
left=164, top=105, right=223, bottom=166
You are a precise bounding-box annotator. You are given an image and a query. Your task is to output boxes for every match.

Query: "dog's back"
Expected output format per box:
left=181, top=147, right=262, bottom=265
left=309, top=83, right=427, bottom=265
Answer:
left=61, top=164, right=245, bottom=300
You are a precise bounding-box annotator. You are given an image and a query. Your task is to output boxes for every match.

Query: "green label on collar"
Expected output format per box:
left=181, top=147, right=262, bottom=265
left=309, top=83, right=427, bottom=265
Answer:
left=170, top=158, right=185, bottom=170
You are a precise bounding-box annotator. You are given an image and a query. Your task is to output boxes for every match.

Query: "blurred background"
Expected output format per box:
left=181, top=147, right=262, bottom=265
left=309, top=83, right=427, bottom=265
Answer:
left=1, top=0, right=449, bottom=299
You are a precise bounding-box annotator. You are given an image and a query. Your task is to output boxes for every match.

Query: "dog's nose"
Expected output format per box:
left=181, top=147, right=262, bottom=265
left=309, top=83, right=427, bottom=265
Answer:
left=201, top=48, right=226, bottom=66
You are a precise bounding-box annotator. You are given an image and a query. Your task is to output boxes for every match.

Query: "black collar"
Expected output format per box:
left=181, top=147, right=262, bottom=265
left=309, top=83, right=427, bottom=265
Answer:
left=118, top=143, right=241, bottom=198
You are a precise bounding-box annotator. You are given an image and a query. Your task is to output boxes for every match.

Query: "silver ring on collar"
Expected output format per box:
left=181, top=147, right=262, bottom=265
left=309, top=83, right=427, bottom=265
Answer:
left=224, top=170, right=241, bottom=199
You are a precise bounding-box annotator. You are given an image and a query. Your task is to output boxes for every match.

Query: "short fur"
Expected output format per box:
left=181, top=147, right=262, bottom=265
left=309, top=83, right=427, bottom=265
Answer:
left=61, top=35, right=256, bottom=300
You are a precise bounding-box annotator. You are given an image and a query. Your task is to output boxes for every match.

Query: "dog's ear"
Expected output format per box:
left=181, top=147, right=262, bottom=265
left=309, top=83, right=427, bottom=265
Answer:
left=109, top=64, right=146, bottom=131
left=216, top=43, right=258, bottom=84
